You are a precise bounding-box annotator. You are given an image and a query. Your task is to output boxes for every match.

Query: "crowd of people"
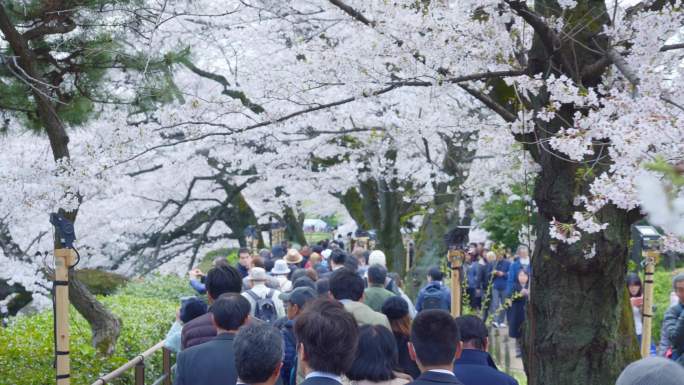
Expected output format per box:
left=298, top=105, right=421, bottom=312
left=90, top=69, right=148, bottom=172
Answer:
left=163, top=239, right=684, bottom=385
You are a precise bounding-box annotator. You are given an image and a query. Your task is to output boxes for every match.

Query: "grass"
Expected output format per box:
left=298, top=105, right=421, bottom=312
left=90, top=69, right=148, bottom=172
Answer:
left=305, top=232, right=333, bottom=244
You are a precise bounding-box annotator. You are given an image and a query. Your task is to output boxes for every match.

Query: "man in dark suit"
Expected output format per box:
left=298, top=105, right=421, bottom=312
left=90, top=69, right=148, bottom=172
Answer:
left=294, top=298, right=359, bottom=385
left=452, top=316, right=518, bottom=385
left=407, top=310, right=465, bottom=385
left=234, top=323, right=283, bottom=385
left=174, top=293, right=251, bottom=385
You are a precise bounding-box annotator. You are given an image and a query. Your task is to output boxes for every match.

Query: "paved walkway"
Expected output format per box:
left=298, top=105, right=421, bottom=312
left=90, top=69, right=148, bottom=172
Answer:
left=488, top=324, right=525, bottom=374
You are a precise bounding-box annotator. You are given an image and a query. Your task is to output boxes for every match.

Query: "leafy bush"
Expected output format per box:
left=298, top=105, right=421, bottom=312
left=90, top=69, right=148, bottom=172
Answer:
left=197, top=248, right=238, bottom=273
left=75, top=269, right=128, bottom=296
left=477, top=183, right=537, bottom=251
left=652, top=268, right=683, bottom=346
left=0, top=275, right=189, bottom=385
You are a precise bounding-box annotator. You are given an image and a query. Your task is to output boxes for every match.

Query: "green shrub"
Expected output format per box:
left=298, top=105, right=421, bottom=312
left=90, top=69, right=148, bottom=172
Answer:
left=197, top=248, right=238, bottom=273
left=75, top=269, right=128, bottom=296
left=117, top=274, right=196, bottom=302
left=0, top=275, right=189, bottom=385
left=652, top=268, right=683, bottom=346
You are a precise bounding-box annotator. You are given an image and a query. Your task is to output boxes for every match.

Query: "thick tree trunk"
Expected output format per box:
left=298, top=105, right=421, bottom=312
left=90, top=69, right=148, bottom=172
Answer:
left=68, top=273, right=121, bottom=355
left=283, top=206, right=308, bottom=246
left=524, top=156, right=640, bottom=384
left=377, top=179, right=406, bottom=274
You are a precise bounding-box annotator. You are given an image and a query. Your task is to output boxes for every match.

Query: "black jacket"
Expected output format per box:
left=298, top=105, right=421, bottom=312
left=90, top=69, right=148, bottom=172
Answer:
left=453, top=350, right=518, bottom=385
left=408, top=371, right=464, bottom=385
left=174, top=333, right=237, bottom=385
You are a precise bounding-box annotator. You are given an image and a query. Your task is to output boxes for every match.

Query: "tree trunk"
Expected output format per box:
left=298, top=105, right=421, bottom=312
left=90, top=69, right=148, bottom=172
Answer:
left=68, top=273, right=121, bottom=355
left=377, top=179, right=406, bottom=274
left=524, top=159, right=640, bottom=384
left=283, top=205, right=308, bottom=246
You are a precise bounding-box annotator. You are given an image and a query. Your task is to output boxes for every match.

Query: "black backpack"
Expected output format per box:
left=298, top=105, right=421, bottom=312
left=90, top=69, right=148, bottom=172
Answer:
left=246, top=289, right=278, bottom=323
left=421, top=285, right=447, bottom=311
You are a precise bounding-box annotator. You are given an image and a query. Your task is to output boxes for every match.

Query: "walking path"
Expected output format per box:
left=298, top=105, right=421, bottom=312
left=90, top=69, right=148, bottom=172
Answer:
left=488, top=325, right=525, bottom=377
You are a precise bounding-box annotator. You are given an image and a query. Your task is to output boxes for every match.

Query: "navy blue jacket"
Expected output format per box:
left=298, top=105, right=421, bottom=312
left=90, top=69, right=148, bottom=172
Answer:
left=237, top=264, right=249, bottom=278
left=174, top=333, right=237, bottom=385
left=492, top=260, right=511, bottom=291
left=408, top=370, right=464, bottom=385
left=280, top=319, right=297, bottom=385
left=415, top=281, right=451, bottom=312
left=300, top=376, right=342, bottom=385
left=465, top=262, right=482, bottom=290
left=453, top=349, right=518, bottom=385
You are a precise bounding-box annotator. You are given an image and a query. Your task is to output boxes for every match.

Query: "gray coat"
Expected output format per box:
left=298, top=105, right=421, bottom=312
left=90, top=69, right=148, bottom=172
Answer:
left=662, top=302, right=684, bottom=365
left=174, top=333, right=237, bottom=385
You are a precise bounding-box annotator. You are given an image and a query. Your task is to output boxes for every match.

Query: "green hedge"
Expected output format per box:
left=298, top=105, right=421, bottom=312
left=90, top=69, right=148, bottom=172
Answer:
left=0, top=275, right=194, bottom=385
left=652, top=268, right=683, bottom=345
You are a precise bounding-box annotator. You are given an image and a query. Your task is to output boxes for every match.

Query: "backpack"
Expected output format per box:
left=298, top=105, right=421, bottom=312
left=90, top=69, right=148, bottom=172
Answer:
left=421, top=285, right=447, bottom=311
left=246, top=289, right=278, bottom=323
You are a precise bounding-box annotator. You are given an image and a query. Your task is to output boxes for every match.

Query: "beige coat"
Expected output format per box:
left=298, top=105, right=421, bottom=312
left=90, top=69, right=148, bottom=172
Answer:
left=343, top=301, right=391, bottom=329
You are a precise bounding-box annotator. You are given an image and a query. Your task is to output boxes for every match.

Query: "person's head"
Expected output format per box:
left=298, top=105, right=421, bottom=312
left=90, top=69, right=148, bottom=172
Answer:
left=485, top=251, right=497, bottom=263
left=427, top=266, right=443, bottom=282
left=316, top=278, right=330, bottom=297
left=304, top=268, right=318, bottom=282
left=258, top=248, right=272, bottom=261
left=280, top=287, right=317, bottom=320
left=180, top=297, right=208, bottom=324
left=368, top=250, right=387, bottom=267
left=626, top=273, right=643, bottom=298
left=238, top=248, right=252, bottom=268
left=616, top=357, right=684, bottom=385
left=344, top=256, right=359, bottom=272
left=346, top=325, right=398, bottom=382
left=293, top=276, right=317, bottom=291
left=285, top=249, right=304, bottom=266
left=213, top=257, right=230, bottom=268
left=330, top=249, right=347, bottom=268
left=300, top=245, right=311, bottom=257
left=294, top=298, right=359, bottom=375
left=516, top=245, right=529, bottom=259
left=517, top=268, right=530, bottom=286
left=234, top=323, right=283, bottom=385
left=210, top=293, right=251, bottom=332
left=252, top=255, right=265, bottom=269
left=455, top=315, right=488, bottom=351
left=290, top=267, right=308, bottom=283
left=388, top=272, right=403, bottom=289
left=409, top=310, right=462, bottom=370
left=205, top=265, right=243, bottom=302
left=271, top=259, right=291, bottom=276
left=309, top=252, right=322, bottom=265
left=367, top=264, right=387, bottom=286
left=352, top=248, right=367, bottom=266
left=673, top=272, right=684, bottom=304
left=329, top=268, right=365, bottom=301
left=248, top=267, right=268, bottom=287
left=381, top=296, right=411, bottom=337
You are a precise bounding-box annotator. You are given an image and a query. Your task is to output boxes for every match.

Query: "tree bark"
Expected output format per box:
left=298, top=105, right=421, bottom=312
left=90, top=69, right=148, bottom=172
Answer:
left=283, top=206, right=308, bottom=246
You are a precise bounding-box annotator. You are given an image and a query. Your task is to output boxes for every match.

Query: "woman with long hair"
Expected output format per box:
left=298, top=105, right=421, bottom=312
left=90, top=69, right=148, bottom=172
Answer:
left=380, top=296, right=420, bottom=379
left=346, top=324, right=412, bottom=385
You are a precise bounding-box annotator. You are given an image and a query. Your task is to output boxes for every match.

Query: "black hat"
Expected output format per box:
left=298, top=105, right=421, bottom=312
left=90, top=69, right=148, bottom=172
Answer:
left=381, top=296, right=409, bottom=320
left=279, top=287, right=316, bottom=308
left=180, top=297, right=208, bottom=323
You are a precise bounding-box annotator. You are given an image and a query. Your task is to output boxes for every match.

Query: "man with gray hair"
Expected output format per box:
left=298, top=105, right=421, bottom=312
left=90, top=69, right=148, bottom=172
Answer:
left=662, top=272, right=684, bottom=366
left=615, top=357, right=684, bottom=385
left=234, top=323, right=283, bottom=385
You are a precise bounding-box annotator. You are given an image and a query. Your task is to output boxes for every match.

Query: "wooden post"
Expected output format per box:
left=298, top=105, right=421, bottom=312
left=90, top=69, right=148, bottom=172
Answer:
left=641, top=249, right=658, bottom=358
left=162, top=348, right=172, bottom=385
left=448, top=250, right=464, bottom=318
left=135, top=360, right=145, bottom=385
left=54, top=248, right=76, bottom=385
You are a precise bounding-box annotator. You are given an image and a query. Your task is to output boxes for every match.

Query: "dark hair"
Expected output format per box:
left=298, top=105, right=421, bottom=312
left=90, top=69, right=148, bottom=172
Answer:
left=234, top=323, right=283, bottom=384
left=329, top=268, right=365, bottom=301
left=180, top=297, right=208, bottom=323
left=294, top=298, right=359, bottom=375
left=238, top=248, right=251, bottom=255
left=455, top=315, right=488, bottom=350
left=410, top=310, right=460, bottom=366
left=330, top=249, right=347, bottom=265
left=290, top=267, right=307, bottom=282
left=304, top=268, right=318, bottom=282
left=205, top=265, right=243, bottom=299
left=211, top=293, right=251, bottom=330
left=381, top=296, right=411, bottom=337
left=344, top=256, right=359, bottom=272
left=367, top=264, right=387, bottom=286
left=293, top=276, right=317, bottom=291
left=626, top=273, right=643, bottom=298
left=316, top=278, right=330, bottom=296
left=346, top=325, right=397, bottom=381
left=428, top=266, right=443, bottom=282
left=388, top=272, right=403, bottom=289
